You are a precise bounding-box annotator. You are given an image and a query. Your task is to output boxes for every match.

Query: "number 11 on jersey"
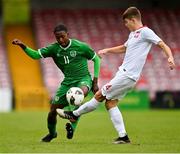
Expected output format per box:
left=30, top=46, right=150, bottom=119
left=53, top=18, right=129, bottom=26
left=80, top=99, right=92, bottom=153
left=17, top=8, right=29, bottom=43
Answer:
left=64, top=56, right=69, bottom=64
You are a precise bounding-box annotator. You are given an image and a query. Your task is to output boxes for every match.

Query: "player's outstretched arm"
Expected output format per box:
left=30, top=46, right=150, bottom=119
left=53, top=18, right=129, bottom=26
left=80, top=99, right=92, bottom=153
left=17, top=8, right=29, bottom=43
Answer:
left=98, top=45, right=126, bottom=56
left=12, top=39, right=41, bottom=59
left=157, top=41, right=175, bottom=70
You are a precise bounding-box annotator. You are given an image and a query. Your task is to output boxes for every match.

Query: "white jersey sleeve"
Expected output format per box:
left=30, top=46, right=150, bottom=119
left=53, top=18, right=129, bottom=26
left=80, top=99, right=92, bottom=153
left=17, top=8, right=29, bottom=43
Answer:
left=142, top=28, right=162, bottom=44
left=124, top=40, right=128, bottom=47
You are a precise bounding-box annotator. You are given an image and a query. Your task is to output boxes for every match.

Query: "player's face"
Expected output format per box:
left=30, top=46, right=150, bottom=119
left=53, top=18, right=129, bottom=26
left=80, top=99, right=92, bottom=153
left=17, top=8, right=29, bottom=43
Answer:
left=124, top=18, right=135, bottom=31
left=55, top=31, right=69, bottom=47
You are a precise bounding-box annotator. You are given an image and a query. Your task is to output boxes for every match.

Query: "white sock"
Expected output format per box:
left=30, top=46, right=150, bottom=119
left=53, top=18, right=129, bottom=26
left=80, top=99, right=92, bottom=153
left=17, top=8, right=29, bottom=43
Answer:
left=108, top=106, right=127, bottom=137
left=73, top=97, right=100, bottom=116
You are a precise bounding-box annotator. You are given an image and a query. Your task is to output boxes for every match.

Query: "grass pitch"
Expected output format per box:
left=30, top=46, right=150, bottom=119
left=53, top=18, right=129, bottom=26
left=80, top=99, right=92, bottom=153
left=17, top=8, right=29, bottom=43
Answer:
left=0, top=109, right=180, bottom=153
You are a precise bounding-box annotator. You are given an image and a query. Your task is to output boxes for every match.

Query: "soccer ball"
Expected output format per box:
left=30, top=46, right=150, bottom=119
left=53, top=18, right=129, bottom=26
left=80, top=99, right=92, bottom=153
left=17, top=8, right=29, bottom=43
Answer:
left=66, top=87, right=84, bottom=106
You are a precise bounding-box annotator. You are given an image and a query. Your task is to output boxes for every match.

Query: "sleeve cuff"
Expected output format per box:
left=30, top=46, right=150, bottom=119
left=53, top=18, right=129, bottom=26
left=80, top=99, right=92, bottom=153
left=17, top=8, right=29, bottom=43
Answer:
left=38, top=49, right=44, bottom=58
left=91, top=52, right=96, bottom=60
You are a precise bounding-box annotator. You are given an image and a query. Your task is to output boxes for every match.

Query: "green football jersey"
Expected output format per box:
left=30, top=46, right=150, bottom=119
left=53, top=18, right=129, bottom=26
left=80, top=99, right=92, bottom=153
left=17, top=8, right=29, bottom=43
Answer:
left=39, top=39, right=96, bottom=83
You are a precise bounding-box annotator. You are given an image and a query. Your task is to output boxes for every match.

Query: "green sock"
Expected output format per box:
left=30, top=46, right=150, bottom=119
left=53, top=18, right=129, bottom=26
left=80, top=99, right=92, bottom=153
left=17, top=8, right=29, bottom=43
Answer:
left=71, top=118, right=80, bottom=130
left=48, top=123, right=56, bottom=136
left=67, top=104, right=80, bottom=131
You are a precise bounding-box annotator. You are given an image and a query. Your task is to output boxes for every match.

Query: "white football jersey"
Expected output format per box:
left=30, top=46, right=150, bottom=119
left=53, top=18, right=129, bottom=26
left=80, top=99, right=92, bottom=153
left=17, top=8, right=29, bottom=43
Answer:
left=119, top=26, right=162, bottom=81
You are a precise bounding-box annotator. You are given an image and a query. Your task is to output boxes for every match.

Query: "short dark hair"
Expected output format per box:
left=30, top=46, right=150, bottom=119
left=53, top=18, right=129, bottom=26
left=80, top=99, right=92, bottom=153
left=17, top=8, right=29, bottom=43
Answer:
left=54, top=24, right=68, bottom=33
left=122, top=7, right=141, bottom=20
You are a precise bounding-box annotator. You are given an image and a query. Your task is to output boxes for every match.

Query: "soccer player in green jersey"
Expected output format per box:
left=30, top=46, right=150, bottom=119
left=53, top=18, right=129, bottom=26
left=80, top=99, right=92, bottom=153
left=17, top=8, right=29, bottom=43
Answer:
left=12, top=24, right=101, bottom=142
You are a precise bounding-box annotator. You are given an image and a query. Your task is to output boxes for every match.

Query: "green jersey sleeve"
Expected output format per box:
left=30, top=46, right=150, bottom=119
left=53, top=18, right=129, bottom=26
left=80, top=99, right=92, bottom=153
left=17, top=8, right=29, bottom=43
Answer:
left=38, top=44, right=54, bottom=58
left=82, top=43, right=96, bottom=60
left=24, top=47, right=41, bottom=59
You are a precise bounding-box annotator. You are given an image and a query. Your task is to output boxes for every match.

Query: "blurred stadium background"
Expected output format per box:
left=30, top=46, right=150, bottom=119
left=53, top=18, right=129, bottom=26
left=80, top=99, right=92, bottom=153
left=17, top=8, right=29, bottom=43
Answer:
left=0, top=0, right=180, bottom=153
left=0, top=0, right=179, bottom=111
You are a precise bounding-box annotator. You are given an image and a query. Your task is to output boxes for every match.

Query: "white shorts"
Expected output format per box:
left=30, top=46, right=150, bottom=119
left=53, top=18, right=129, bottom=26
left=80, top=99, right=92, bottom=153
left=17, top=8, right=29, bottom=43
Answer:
left=101, top=69, right=136, bottom=100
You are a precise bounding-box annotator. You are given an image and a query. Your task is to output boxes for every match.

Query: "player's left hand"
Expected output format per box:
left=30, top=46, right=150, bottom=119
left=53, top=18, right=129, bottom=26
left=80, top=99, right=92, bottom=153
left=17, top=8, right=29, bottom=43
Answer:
left=92, top=78, right=99, bottom=94
left=92, top=84, right=99, bottom=94
left=168, top=56, right=175, bottom=70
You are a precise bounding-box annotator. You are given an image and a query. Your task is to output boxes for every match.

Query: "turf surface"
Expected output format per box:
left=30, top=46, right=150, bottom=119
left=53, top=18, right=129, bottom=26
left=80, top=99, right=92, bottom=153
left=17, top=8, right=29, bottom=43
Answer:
left=0, top=109, right=180, bottom=153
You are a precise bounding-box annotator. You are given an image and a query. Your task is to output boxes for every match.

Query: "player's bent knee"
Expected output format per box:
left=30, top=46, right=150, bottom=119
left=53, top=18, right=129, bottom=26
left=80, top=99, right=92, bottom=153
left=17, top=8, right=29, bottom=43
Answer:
left=80, top=86, right=89, bottom=97
left=95, top=90, right=105, bottom=102
left=50, top=104, right=64, bottom=112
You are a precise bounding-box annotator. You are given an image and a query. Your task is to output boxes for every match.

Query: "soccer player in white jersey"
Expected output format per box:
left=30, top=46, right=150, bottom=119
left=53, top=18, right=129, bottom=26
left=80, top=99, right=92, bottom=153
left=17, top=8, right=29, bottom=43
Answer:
left=56, top=7, right=176, bottom=144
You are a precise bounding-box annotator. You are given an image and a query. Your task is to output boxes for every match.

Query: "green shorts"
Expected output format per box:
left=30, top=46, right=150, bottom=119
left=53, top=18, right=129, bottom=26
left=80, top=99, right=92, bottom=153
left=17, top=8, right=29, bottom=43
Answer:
left=52, top=76, right=92, bottom=106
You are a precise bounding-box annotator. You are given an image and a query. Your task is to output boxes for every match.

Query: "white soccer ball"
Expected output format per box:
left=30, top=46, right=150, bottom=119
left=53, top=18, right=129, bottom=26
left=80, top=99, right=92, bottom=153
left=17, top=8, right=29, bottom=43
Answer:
left=66, top=87, right=84, bottom=106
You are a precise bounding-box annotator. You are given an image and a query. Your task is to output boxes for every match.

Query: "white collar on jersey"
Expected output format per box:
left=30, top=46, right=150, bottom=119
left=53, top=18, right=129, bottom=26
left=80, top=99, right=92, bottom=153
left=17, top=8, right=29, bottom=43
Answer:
left=133, top=26, right=147, bottom=32
left=59, top=39, right=72, bottom=50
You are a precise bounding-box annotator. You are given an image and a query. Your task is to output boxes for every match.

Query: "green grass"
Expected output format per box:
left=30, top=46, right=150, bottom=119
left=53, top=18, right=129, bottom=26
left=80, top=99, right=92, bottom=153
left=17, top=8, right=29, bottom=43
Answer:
left=0, top=109, right=180, bottom=153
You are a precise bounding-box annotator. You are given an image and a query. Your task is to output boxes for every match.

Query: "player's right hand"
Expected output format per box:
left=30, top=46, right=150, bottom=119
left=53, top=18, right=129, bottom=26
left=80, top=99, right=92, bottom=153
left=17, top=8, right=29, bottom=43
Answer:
left=98, top=49, right=109, bottom=56
left=12, top=39, right=23, bottom=45
left=168, top=56, right=176, bottom=70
